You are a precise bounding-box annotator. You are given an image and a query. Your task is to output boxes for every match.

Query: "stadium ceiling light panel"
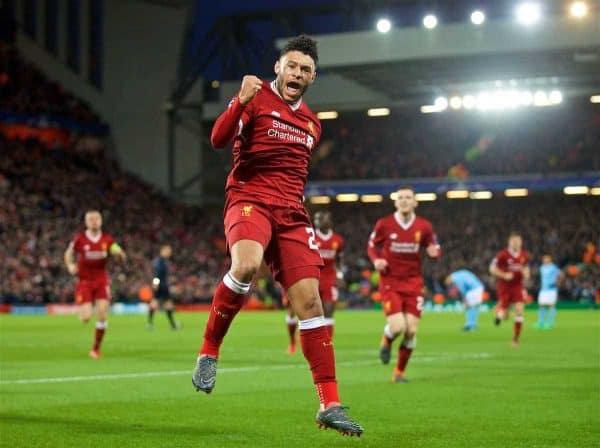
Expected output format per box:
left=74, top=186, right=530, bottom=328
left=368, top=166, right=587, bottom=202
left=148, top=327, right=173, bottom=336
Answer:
left=309, top=196, right=331, bottom=204
left=317, top=111, right=338, bottom=120
left=446, top=190, right=470, bottom=199
left=336, top=193, right=359, bottom=202
left=563, top=186, right=589, bottom=195
left=376, top=18, right=392, bottom=33
left=516, top=2, right=542, bottom=25
left=415, top=193, right=437, bottom=201
left=505, top=188, right=529, bottom=197
left=367, top=108, right=390, bottom=117
left=361, top=195, right=384, bottom=203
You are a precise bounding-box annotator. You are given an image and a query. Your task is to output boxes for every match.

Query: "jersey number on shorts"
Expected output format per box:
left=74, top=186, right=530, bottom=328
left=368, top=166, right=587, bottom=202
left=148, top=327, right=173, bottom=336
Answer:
left=305, top=227, right=319, bottom=250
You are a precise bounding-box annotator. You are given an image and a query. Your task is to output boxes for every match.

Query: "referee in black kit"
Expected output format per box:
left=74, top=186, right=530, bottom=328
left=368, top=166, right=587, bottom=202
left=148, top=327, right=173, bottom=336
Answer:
left=148, top=244, right=180, bottom=330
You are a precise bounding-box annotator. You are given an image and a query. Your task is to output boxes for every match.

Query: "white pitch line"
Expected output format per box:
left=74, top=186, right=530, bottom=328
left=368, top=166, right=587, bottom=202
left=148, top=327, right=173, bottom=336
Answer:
left=0, top=353, right=491, bottom=386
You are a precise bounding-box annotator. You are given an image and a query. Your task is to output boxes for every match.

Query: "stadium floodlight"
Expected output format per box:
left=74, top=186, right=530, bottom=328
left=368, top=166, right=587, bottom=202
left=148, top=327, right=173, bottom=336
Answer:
left=376, top=18, right=392, bottom=33
left=317, top=111, right=338, bottom=120
left=471, top=10, right=486, bottom=25
left=591, top=187, right=600, bottom=195
left=361, top=194, right=384, bottom=203
left=590, top=95, right=600, bottom=103
left=415, top=193, right=437, bottom=201
left=505, top=188, right=528, bottom=197
left=367, top=107, right=390, bottom=117
left=569, top=1, right=588, bottom=18
left=469, top=191, right=493, bottom=200
left=563, top=186, right=589, bottom=195
left=434, top=96, right=448, bottom=111
left=516, top=2, right=541, bottom=25
left=446, top=190, right=469, bottom=199
left=309, top=195, right=331, bottom=204
left=211, top=80, right=220, bottom=89
left=423, top=14, right=438, bottom=29
left=336, top=193, right=359, bottom=202
left=549, top=90, right=563, bottom=104
left=462, top=95, right=476, bottom=109
left=450, top=96, right=462, bottom=109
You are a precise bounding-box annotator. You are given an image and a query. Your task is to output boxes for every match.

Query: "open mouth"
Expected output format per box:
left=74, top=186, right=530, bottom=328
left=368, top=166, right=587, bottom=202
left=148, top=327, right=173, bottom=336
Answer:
left=285, top=81, right=302, bottom=97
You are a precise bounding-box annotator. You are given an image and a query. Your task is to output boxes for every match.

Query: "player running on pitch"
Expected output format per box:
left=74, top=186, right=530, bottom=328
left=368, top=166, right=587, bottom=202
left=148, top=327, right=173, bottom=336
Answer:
left=534, top=254, right=562, bottom=329
left=445, top=269, right=485, bottom=331
left=191, top=35, right=363, bottom=436
left=64, top=210, right=126, bottom=358
left=368, top=187, right=441, bottom=383
left=490, top=232, right=530, bottom=347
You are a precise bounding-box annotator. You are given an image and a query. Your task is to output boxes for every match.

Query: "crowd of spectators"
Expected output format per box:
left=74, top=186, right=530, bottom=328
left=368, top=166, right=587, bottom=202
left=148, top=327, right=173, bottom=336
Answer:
left=310, top=106, right=600, bottom=181
left=1, top=43, right=598, bottom=306
left=0, top=137, right=228, bottom=304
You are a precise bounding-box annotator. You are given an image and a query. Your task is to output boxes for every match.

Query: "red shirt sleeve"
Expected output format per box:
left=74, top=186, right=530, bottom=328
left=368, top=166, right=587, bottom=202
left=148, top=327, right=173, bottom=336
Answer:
left=210, top=95, right=254, bottom=149
left=367, top=220, right=385, bottom=263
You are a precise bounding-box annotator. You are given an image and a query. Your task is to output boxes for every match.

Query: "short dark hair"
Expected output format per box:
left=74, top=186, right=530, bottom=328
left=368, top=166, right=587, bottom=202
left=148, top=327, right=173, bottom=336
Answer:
left=396, top=186, right=415, bottom=193
left=281, top=35, right=318, bottom=65
left=509, top=231, right=522, bottom=238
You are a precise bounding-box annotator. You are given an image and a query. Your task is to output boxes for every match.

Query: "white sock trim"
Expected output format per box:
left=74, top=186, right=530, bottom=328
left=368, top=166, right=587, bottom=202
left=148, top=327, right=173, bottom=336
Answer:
left=323, top=318, right=334, bottom=326
left=96, top=321, right=107, bottom=329
left=298, top=316, right=325, bottom=330
left=384, top=324, right=395, bottom=339
left=285, top=315, right=298, bottom=325
left=515, top=316, right=524, bottom=323
left=223, top=272, right=251, bottom=294
left=401, top=336, right=416, bottom=350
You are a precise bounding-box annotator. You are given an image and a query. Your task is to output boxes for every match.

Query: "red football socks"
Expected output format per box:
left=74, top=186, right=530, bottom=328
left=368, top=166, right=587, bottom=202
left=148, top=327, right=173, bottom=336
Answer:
left=200, top=274, right=249, bottom=358
left=324, top=318, right=335, bottom=339
left=299, top=318, right=339, bottom=410
left=397, top=345, right=413, bottom=373
left=514, top=316, right=524, bottom=342
left=93, top=321, right=107, bottom=350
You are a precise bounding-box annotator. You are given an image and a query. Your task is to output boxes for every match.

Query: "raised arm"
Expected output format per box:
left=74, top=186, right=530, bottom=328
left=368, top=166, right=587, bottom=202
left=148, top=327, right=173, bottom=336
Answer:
left=210, top=75, right=261, bottom=148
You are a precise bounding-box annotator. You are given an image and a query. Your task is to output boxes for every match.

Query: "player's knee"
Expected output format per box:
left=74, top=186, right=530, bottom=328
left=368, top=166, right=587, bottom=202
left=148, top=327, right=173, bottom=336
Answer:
left=402, top=333, right=417, bottom=349
left=388, top=319, right=405, bottom=335
left=298, top=294, right=323, bottom=318
left=230, top=261, right=260, bottom=283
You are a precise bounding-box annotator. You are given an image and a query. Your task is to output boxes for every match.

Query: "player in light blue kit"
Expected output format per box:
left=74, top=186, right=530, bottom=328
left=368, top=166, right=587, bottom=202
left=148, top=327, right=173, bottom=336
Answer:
left=445, top=269, right=485, bottom=331
left=535, top=255, right=562, bottom=329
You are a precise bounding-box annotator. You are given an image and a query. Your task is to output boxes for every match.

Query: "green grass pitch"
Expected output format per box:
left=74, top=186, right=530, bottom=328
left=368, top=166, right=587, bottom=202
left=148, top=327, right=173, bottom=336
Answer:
left=1, top=310, right=598, bottom=447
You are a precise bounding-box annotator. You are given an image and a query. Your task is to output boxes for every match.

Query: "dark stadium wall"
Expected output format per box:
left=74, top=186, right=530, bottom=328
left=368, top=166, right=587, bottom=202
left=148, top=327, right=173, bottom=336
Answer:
left=103, top=0, right=201, bottom=195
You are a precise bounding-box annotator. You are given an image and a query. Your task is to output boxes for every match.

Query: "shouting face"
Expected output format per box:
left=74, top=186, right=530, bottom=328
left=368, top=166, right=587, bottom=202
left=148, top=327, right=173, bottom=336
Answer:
left=274, top=51, right=316, bottom=104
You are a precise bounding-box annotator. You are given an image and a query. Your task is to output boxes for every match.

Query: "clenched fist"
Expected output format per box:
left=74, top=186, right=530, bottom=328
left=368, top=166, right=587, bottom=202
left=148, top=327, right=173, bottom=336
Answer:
left=238, top=75, right=262, bottom=105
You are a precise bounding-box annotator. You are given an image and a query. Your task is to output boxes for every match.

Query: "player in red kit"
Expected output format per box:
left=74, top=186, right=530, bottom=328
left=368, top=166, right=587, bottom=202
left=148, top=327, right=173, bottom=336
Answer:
left=368, top=187, right=440, bottom=383
left=64, top=210, right=127, bottom=358
left=191, top=36, right=363, bottom=436
left=490, top=232, right=530, bottom=347
left=313, top=211, right=344, bottom=339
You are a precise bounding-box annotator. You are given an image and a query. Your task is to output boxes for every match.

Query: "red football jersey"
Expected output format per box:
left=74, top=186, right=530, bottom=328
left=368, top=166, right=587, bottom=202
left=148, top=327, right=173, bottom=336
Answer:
left=211, top=80, right=321, bottom=204
left=70, top=231, right=115, bottom=281
left=491, top=249, right=529, bottom=289
left=315, top=229, right=344, bottom=286
left=368, top=213, right=439, bottom=295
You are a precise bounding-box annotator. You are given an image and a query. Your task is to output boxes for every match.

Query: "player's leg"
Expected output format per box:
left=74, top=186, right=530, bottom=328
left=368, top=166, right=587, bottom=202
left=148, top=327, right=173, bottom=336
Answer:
left=285, top=302, right=298, bottom=354
left=273, top=213, right=362, bottom=435
left=91, top=297, right=110, bottom=358
left=393, top=297, right=422, bottom=382
left=164, top=299, right=179, bottom=330
left=495, top=290, right=509, bottom=326
left=464, top=288, right=482, bottom=331
left=546, top=304, right=556, bottom=329
left=322, top=288, right=336, bottom=339
left=512, top=298, right=525, bottom=347
left=286, top=277, right=362, bottom=435
left=148, top=298, right=158, bottom=329
left=79, top=302, right=93, bottom=323
left=379, top=292, right=405, bottom=364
